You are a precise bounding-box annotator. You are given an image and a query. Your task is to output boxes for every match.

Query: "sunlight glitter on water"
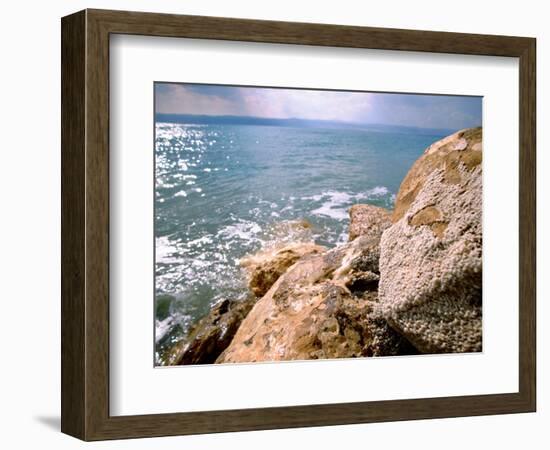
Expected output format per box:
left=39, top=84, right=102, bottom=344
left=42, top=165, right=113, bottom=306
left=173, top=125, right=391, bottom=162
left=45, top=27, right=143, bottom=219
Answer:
left=154, top=122, right=444, bottom=362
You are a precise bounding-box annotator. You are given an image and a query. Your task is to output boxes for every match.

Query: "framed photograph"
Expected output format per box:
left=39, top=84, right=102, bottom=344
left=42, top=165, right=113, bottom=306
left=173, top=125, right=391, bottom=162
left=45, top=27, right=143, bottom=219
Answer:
left=61, top=9, right=536, bottom=440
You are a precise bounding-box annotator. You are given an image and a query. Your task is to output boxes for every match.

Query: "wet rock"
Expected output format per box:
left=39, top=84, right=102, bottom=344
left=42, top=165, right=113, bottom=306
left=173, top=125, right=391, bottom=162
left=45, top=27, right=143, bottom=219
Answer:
left=379, top=127, right=483, bottom=354
left=164, top=297, right=257, bottom=365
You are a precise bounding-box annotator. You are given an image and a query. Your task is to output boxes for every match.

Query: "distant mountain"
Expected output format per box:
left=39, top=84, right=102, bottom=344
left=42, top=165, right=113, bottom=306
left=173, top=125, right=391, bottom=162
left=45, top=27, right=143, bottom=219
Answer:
left=155, top=114, right=458, bottom=136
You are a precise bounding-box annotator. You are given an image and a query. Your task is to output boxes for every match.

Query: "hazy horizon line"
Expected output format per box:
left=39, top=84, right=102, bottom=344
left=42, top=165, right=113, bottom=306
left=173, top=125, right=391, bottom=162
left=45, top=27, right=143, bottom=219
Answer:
left=154, top=112, right=476, bottom=134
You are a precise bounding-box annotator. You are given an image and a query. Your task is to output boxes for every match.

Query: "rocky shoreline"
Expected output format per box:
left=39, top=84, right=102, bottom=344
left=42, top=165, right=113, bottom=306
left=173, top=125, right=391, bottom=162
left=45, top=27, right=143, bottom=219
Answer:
left=164, top=127, right=483, bottom=365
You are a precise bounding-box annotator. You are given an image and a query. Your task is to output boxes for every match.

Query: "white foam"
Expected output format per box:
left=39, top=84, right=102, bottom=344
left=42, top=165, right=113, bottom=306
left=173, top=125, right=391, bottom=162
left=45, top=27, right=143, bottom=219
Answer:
left=358, top=186, right=389, bottom=197
left=155, top=316, right=176, bottom=343
left=308, top=191, right=355, bottom=221
left=308, top=187, right=392, bottom=220
left=186, top=235, right=213, bottom=247
left=217, top=220, right=262, bottom=241
left=311, top=203, right=349, bottom=220
left=155, top=236, right=181, bottom=264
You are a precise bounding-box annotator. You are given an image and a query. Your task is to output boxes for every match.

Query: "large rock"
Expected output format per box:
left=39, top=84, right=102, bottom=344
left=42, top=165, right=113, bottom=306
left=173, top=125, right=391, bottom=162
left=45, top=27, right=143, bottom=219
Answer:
left=391, top=127, right=482, bottom=224
left=163, top=297, right=257, bottom=365
left=240, top=242, right=325, bottom=298
left=363, top=316, right=418, bottom=357
left=378, top=127, right=483, bottom=354
left=218, top=209, right=416, bottom=363
left=348, top=204, right=392, bottom=241
left=218, top=239, right=370, bottom=362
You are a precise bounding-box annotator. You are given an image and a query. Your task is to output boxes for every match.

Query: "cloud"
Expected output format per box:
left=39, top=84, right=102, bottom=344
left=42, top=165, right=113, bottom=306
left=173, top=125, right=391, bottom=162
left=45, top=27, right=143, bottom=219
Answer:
left=366, top=93, right=482, bottom=129
left=155, top=83, right=481, bottom=130
left=155, top=84, right=237, bottom=116
left=239, top=88, right=375, bottom=122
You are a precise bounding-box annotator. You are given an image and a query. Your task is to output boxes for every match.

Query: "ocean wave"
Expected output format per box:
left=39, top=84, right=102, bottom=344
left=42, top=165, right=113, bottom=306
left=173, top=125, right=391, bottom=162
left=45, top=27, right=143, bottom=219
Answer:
left=308, top=187, right=392, bottom=220
left=186, top=235, right=213, bottom=247
left=155, top=236, right=183, bottom=265
left=358, top=186, right=389, bottom=198
left=311, top=203, right=350, bottom=220
left=216, top=220, right=262, bottom=242
left=155, top=316, right=179, bottom=343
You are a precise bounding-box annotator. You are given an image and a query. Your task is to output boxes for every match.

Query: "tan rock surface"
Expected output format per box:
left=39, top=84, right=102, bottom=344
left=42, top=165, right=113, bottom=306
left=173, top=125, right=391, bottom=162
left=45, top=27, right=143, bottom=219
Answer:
left=218, top=239, right=370, bottom=362
left=240, top=242, right=326, bottom=298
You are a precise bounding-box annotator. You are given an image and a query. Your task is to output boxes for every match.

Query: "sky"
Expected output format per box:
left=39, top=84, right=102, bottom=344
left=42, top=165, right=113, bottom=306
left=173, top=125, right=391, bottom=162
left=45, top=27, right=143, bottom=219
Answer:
left=155, top=83, right=482, bottom=130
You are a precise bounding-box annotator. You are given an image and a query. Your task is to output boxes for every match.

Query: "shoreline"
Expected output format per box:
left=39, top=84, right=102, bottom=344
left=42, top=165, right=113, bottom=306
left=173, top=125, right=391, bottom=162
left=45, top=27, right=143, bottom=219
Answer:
left=160, top=127, right=483, bottom=366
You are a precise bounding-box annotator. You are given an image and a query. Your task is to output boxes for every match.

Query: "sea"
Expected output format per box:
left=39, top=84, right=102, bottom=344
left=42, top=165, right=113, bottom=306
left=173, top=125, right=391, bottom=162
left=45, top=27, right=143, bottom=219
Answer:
left=154, top=122, right=450, bottom=364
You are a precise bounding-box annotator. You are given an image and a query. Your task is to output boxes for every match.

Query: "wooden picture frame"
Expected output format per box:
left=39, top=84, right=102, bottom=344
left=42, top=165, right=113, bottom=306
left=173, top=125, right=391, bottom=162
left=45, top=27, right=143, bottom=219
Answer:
left=61, top=9, right=536, bottom=441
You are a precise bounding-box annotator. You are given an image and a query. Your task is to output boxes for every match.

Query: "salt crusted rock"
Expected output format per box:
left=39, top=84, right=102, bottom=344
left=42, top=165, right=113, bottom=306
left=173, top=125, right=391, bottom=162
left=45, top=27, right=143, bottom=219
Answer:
left=348, top=204, right=392, bottom=241
left=378, top=127, right=483, bottom=354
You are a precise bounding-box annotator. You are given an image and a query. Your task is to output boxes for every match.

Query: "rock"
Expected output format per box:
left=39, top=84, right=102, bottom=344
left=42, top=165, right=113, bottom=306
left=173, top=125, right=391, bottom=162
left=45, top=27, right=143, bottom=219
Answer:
left=378, top=127, right=483, bottom=354
left=391, top=127, right=482, bottom=223
left=240, top=242, right=326, bottom=297
left=363, top=316, right=419, bottom=357
left=218, top=206, right=414, bottom=363
left=265, top=218, right=314, bottom=243
left=348, top=204, right=392, bottom=241
left=164, top=297, right=257, bottom=365
left=218, top=240, right=371, bottom=363
left=333, top=235, right=383, bottom=293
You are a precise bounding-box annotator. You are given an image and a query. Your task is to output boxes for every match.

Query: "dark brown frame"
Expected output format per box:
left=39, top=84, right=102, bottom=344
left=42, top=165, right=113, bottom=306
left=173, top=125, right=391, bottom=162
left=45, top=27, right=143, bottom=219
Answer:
left=61, top=9, right=536, bottom=441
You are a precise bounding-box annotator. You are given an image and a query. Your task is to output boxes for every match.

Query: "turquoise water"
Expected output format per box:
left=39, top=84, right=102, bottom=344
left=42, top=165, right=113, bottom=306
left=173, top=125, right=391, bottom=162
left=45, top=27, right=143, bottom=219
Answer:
left=154, top=123, right=448, bottom=363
